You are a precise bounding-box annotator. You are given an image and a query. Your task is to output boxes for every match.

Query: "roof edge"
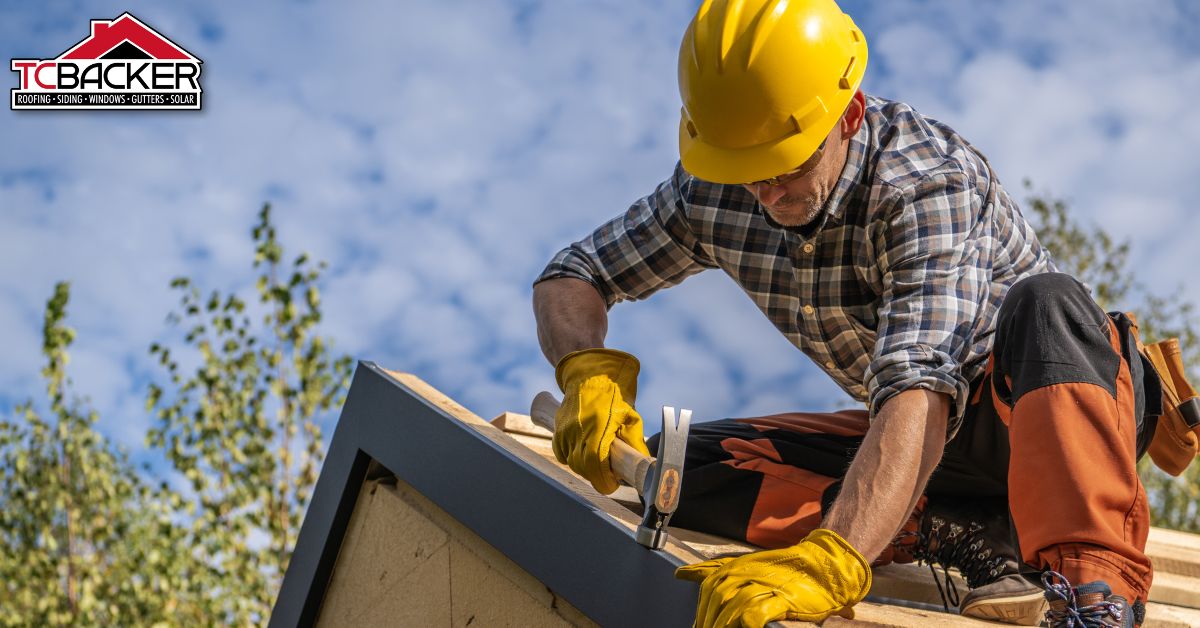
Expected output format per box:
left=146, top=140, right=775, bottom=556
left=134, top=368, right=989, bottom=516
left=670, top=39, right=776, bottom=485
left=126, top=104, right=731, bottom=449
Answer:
left=271, top=362, right=701, bottom=627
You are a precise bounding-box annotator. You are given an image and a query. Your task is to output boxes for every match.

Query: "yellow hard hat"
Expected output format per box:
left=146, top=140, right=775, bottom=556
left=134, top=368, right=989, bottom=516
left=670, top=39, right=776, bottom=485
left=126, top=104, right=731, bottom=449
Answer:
left=678, top=0, right=868, bottom=184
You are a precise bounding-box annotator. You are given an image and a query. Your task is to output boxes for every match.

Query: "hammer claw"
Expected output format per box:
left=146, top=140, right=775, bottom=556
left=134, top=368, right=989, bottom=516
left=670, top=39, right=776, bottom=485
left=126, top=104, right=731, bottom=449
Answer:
left=636, top=405, right=691, bottom=549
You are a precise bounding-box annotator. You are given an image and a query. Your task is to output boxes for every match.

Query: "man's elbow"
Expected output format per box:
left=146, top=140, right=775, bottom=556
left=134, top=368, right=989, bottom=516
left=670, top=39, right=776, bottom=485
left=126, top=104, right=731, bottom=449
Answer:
left=918, top=390, right=952, bottom=477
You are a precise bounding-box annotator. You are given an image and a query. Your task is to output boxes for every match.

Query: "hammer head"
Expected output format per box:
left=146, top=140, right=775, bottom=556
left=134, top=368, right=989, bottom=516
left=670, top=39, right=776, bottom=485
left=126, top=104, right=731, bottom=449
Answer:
left=635, top=406, right=691, bottom=549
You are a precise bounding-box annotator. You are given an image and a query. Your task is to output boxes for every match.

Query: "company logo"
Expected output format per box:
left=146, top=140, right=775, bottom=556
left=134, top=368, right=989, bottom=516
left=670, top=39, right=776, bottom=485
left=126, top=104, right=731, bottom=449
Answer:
left=11, top=13, right=202, bottom=111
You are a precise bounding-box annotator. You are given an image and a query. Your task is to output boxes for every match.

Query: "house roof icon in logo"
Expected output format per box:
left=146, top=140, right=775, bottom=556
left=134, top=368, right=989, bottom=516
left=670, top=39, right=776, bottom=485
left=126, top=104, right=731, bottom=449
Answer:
left=58, top=12, right=199, bottom=61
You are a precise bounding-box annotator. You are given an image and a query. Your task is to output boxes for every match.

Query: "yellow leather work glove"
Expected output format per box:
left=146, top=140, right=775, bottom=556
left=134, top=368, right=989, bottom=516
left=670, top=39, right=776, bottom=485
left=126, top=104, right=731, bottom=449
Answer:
left=675, top=528, right=871, bottom=628
left=553, top=348, right=652, bottom=495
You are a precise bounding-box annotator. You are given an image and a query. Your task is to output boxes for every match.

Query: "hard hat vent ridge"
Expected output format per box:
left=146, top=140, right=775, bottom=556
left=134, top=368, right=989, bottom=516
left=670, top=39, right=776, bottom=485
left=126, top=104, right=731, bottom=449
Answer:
left=746, top=0, right=791, bottom=68
left=694, top=0, right=793, bottom=73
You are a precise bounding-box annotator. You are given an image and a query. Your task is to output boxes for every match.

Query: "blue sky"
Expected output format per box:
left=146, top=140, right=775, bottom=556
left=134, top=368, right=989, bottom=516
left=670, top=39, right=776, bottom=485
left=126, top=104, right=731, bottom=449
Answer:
left=2, top=0, right=1199, bottom=460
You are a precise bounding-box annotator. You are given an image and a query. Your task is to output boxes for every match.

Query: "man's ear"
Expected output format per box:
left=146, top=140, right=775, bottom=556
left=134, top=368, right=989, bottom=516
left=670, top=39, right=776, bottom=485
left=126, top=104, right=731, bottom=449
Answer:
left=841, top=90, right=867, bottom=138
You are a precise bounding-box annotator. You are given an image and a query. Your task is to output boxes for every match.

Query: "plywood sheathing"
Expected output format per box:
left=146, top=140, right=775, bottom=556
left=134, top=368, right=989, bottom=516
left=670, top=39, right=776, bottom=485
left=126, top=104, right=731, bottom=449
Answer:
left=317, top=475, right=593, bottom=627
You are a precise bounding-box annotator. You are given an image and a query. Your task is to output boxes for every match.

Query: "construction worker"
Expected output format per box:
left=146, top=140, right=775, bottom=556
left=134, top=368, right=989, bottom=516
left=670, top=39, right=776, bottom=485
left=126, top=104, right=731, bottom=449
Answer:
left=532, top=1, right=1158, bottom=626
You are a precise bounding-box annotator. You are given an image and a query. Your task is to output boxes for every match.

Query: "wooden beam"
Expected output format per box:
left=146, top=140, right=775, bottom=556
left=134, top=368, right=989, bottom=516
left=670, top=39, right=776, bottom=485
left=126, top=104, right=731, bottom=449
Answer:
left=492, top=409, right=1200, bottom=624
left=1147, top=527, right=1200, bottom=579
left=491, top=410, right=553, bottom=439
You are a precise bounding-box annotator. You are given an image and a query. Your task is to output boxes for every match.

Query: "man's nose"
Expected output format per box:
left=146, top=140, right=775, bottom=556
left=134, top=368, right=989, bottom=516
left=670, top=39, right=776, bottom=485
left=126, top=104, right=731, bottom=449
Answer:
left=751, top=182, right=787, bottom=206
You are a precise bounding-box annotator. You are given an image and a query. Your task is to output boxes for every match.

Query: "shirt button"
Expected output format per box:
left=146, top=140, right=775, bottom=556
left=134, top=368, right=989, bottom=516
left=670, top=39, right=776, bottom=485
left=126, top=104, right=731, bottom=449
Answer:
left=802, top=243, right=815, bottom=254
left=802, top=304, right=815, bottom=315
left=825, top=360, right=835, bottom=369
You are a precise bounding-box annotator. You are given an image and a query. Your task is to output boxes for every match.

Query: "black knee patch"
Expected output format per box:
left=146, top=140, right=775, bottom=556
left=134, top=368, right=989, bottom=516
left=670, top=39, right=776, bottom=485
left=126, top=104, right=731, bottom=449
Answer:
left=992, top=273, right=1119, bottom=405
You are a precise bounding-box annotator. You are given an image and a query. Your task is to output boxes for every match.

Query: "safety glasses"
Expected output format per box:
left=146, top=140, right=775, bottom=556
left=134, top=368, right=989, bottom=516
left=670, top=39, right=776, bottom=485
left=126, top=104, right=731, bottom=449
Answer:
left=743, top=139, right=828, bottom=187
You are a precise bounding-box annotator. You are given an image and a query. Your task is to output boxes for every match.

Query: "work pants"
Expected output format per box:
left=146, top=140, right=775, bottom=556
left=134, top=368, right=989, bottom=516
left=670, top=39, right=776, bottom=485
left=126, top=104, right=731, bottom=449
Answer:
left=649, top=273, right=1157, bottom=603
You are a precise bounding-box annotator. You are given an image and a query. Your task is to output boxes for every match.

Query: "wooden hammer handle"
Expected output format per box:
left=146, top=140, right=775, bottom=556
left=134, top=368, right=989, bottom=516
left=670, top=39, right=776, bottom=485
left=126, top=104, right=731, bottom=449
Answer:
left=530, top=391, right=653, bottom=492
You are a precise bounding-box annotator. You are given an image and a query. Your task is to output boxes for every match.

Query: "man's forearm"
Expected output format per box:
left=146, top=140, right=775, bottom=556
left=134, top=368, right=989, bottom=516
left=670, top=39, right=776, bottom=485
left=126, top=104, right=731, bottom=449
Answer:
left=533, top=277, right=609, bottom=365
left=822, top=388, right=950, bottom=562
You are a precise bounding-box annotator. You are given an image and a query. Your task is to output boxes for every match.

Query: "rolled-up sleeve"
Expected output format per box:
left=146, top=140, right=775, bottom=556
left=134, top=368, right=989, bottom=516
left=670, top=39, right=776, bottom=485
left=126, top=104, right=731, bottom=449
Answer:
left=865, top=173, right=989, bottom=438
left=535, top=163, right=717, bottom=307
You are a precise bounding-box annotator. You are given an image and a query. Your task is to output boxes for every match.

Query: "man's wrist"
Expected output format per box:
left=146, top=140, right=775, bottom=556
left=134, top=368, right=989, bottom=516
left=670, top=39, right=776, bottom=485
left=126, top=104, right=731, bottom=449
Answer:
left=555, top=347, right=640, bottom=391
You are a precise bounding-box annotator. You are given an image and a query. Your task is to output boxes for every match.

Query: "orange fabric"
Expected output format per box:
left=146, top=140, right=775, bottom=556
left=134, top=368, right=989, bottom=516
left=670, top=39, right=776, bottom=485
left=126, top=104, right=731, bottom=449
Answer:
left=718, top=431, right=921, bottom=565
left=1040, top=543, right=1149, bottom=604
left=721, top=437, right=834, bottom=549
left=735, top=410, right=871, bottom=437
left=1003, top=320, right=1153, bottom=603
left=883, top=496, right=925, bottom=566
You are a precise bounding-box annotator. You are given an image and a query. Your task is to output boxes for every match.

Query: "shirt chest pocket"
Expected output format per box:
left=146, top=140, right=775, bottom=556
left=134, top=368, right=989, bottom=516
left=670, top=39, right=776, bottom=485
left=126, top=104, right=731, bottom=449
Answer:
left=835, top=306, right=879, bottom=357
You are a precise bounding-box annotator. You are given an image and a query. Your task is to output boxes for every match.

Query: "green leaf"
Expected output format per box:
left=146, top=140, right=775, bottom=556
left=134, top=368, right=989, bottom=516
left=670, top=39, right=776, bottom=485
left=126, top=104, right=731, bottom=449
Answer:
left=6, top=201, right=353, bottom=624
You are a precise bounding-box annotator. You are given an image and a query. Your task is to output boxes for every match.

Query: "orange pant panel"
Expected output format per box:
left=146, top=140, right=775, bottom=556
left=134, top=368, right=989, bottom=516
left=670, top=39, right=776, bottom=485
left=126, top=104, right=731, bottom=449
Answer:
left=721, top=437, right=833, bottom=549
left=1004, top=319, right=1153, bottom=603
left=719, top=432, right=920, bottom=564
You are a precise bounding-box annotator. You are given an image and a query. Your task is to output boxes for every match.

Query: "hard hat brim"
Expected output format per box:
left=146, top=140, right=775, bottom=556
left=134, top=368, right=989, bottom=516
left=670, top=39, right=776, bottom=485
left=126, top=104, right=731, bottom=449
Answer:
left=679, top=120, right=830, bottom=185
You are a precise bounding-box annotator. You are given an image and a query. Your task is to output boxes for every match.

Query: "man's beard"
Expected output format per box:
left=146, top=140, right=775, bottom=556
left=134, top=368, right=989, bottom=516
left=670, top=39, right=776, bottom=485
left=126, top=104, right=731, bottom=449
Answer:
left=763, top=192, right=827, bottom=228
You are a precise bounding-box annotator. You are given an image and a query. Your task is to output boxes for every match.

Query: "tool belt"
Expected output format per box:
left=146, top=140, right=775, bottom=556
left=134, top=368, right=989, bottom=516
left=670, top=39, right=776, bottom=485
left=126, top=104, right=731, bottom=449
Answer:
left=1128, top=314, right=1200, bottom=476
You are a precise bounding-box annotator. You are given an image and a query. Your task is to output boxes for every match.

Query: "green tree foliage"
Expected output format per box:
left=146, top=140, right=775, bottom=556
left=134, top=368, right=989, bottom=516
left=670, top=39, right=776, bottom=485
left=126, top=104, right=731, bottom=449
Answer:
left=0, top=283, right=205, bottom=625
left=1025, top=183, right=1200, bottom=531
left=1, top=205, right=352, bottom=625
left=145, top=204, right=353, bottom=623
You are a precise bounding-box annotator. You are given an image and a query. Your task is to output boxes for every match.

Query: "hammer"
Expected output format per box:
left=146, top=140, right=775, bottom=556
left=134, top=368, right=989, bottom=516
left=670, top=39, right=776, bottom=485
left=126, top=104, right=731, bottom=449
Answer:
left=530, top=391, right=691, bottom=549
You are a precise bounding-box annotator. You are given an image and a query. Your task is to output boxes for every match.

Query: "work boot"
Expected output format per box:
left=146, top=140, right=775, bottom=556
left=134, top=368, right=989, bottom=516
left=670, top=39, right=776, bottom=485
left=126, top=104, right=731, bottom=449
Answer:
left=1042, top=571, right=1141, bottom=627
left=896, top=496, right=1046, bottom=625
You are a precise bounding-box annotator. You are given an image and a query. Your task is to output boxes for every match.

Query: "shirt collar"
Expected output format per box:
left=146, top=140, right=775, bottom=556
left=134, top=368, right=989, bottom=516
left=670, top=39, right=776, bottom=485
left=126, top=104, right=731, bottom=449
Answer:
left=823, top=119, right=870, bottom=224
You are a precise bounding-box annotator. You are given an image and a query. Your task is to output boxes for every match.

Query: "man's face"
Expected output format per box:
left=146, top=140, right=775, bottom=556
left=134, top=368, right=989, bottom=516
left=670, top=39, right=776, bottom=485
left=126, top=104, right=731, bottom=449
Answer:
left=741, top=127, right=844, bottom=228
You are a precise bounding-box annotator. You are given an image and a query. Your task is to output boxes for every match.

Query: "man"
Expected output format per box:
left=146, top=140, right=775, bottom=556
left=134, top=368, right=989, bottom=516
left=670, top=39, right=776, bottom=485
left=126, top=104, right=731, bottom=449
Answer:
left=532, top=1, right=1157, bottom=626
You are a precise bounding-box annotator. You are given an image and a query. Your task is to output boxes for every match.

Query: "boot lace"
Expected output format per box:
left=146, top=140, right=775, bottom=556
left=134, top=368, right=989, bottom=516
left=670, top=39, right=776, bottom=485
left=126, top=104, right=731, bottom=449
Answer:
left=1042, top=571, right=1123, bottom=627
left=894, top=515, right=1006, bottom=612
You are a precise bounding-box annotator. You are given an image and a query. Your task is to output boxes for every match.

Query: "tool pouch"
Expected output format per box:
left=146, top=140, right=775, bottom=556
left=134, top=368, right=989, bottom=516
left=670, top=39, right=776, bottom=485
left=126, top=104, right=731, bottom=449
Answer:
left=1141, top=335, right=1200, bottom=476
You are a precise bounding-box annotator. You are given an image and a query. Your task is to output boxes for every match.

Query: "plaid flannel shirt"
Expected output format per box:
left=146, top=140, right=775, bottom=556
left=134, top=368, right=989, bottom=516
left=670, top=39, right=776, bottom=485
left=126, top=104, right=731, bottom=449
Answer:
left=536, top=96, right=1055, bottom=436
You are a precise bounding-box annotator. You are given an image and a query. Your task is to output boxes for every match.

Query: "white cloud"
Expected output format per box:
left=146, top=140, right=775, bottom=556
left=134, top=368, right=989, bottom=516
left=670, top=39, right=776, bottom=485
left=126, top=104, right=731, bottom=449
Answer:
left=1, top=0, right=1197, bottom=456
left=860, top=0, right=1200, bottom=297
